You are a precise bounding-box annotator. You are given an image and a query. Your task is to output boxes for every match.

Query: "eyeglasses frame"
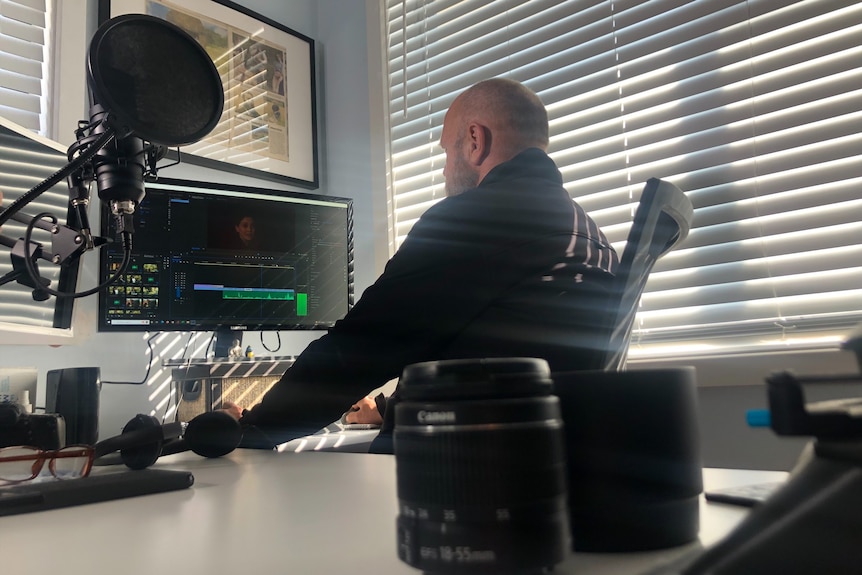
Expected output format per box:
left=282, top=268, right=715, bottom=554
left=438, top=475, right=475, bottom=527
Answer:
left=0, top=445, right=95, bottom=484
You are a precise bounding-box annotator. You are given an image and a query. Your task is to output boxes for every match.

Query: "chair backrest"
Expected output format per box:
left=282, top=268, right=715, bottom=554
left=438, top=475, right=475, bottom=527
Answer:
left=603, top=178, right=694, bottom=371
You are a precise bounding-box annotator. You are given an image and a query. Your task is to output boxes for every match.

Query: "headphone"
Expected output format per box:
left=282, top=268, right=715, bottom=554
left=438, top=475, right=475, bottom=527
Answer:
left=94, top=411, right=243, bottom=470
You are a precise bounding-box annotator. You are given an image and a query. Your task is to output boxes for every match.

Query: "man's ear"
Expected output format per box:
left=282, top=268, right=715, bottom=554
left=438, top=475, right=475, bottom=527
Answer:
left=466, top=122, right=491, bottom=166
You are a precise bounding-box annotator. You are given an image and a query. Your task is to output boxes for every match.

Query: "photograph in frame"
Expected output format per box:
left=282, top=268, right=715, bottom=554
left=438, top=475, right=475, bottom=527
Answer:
left=99, top=0, right=319, bottom=188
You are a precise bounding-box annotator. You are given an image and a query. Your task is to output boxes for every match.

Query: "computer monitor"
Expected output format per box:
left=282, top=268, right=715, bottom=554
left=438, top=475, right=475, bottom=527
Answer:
left=97, top=178, right=354, bottom=344
left=0, top=117, right=81, bottom=342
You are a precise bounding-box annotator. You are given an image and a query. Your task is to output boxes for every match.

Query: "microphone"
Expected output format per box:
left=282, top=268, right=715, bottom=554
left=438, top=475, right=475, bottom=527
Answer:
left=81, top=13, right=224, bottom=236
left=88, top=104, right=146, bottom=235
left=0, top=14, right=223, bottom=300
left=95, top=411, right=242, bottom=470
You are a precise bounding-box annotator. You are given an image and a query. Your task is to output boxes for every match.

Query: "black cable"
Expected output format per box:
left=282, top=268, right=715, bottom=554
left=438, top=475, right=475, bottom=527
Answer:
left=179, top=331, right=195, bottom=362
left=102, top=332, right=161, bottom=385
left=260, top=331, right=281, bottom=354
left=23, top=213, right=131, bottom=299
left=164, top=379, right=182, bottom=424
left=160, top=332, right=211, bottom=424
left=205, top=332, right=216, bottom=359
left=162, top=331, right=197, bottom=424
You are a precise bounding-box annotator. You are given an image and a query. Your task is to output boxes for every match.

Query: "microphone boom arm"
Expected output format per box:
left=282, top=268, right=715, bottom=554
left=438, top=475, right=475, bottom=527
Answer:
left=0, top=128, right=115, bottom=229
left=0, top=212, right=94, bottom=300
left=0, top=121, right=117, bottom=299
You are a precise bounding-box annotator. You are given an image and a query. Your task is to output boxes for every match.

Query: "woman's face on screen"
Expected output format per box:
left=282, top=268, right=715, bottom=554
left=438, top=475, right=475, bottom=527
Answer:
left=236, top=217, right=256, bottom=244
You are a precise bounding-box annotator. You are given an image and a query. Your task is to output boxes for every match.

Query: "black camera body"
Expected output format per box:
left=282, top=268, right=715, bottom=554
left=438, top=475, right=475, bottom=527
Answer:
left=0, top=403, right=66, bottom=450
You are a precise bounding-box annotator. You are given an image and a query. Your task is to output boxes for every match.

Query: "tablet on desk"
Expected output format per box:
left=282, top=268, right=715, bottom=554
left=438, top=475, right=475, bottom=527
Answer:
left=704, top=481, right=783, bottom=507
left=0, top=469, right=194, bottom=516
left=280, top=424, right=381, bottom=453
left=339, top=423, right=381, bottom=431
left=319, top=420, right=381, bottom=434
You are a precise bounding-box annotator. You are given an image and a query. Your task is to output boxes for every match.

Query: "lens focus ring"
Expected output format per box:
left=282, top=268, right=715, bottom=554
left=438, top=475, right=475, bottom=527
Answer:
left=394, top=361, right=570, bottom=575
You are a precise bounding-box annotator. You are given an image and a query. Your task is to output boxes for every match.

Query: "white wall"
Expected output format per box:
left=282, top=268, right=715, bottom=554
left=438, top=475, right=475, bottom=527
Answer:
left=0, top=0, right=389, bottom=438
left=634, top=348, right=860, bottom=470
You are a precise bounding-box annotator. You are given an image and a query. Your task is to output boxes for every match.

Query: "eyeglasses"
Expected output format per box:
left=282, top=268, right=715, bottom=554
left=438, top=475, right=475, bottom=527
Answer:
left=0, top=445, right=94, bottom=484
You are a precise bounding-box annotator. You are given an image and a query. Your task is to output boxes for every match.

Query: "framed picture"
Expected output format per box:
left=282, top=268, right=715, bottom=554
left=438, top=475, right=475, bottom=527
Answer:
left=99, top=0, right=319, bottom=189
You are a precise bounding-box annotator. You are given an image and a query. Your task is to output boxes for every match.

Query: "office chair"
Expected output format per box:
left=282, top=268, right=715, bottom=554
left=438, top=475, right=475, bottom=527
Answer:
left=602, top=177, right=694, bottom=371
left=373, top=178, right=694, bottom=457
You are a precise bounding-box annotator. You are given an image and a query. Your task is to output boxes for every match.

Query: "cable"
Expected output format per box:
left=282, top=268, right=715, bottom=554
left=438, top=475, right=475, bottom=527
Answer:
left=260, top=331, right=281, bottom=354
left=205, top=332, right=216, bottom=359
left=163, top=380, right=182, bottom=424
left=179, top=331, right=195, bottom=362
left=23, top=213, right=131, bottom=299
left=101, top=332, right=161, bottom=385
left=162, top=332, right=197, bottom=424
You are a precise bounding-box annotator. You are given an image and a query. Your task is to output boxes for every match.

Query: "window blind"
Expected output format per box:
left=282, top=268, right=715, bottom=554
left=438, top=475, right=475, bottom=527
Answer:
left=384, top=0, right=862, bottom=359
left=0, top=0, right=49, bottom=132
left=0, top=117, right=70, bottom=330
left=0, top=0, right=65, bottom=334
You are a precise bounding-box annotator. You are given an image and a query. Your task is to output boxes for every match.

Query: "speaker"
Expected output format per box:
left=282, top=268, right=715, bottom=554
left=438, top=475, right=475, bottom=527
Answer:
left=45, top=367, right=101, bottom=445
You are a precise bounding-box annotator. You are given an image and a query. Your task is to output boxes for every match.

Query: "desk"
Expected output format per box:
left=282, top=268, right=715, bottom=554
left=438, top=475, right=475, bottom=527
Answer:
left=0, top=450, right=786, bottom=575
left=168, top=358, right=295, bottom=422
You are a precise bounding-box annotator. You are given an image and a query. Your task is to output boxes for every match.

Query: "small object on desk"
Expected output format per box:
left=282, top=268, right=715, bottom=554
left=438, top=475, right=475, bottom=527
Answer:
left=245, top=346, right=253, bottom=359
left=0, top=469, right=194, bottom=516
left=19, top=390, right=32, bottom=413
left=745, top=408, right=771, bottom=427
left=704, top=481, right=783, bottom=507
left=228, top=339, right=243, bottom=361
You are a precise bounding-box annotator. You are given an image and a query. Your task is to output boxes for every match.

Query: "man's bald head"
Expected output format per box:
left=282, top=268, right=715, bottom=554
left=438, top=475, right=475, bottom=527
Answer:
left=452, top=78, right=549, bottom=155
left=440, top=79, right=549, bottom=196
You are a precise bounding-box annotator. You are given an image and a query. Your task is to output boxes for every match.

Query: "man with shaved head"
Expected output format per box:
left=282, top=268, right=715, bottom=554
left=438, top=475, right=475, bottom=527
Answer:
left=441, top=78, right=551, bottom=197
left=231, top=78, right=619, bottom=450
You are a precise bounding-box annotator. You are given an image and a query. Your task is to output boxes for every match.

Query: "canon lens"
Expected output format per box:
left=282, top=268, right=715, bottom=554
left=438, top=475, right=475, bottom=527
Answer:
left=393, top=357, right=569, bottom=574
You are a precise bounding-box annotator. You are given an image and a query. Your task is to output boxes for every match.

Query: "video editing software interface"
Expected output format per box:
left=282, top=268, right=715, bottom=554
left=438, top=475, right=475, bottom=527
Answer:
left=98, top=180, right=352, bottom=332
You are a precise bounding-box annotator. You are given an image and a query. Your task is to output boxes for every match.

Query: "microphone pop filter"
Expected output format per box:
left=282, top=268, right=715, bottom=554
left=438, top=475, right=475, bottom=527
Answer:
left=87, top=14, right=224, bottom=146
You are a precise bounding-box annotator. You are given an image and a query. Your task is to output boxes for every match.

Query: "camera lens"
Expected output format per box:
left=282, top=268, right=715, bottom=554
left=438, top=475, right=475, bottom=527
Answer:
left=394, top=357, right=569, bottom=574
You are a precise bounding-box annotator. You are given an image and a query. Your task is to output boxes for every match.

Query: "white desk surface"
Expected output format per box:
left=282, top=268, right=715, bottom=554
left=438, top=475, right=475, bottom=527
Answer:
left=0, top=449, right=787, bottom=575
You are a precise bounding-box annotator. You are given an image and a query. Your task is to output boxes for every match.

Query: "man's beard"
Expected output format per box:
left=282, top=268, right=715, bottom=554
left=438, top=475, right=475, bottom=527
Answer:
left=445, top=145, right=480, bottom=197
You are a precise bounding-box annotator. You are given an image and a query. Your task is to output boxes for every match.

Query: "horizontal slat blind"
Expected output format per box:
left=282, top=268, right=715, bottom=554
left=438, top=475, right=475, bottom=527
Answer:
left=0, top=117, right=70, bottom=328
left=0, top=0, right=49, bottom=132
left=385, top=0, right=862, bottom=359
left=0, top=1, right=57, bottom=331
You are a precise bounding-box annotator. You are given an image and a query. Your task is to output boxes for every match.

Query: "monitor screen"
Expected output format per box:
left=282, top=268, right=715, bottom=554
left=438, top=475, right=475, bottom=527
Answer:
left=97, top=178, right=353, bottom=333
left=0, top=117, right=80, bottom=338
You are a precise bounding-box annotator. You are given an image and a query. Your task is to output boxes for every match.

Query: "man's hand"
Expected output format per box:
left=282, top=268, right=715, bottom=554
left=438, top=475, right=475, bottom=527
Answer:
left=344, top=396, right=383, bottom=425
left=220, top=401, right=244, bottom=421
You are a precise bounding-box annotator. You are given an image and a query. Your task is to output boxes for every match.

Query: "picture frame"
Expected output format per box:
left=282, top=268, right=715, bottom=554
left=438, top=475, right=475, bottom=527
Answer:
left=98, top=0, right=319, bottom=189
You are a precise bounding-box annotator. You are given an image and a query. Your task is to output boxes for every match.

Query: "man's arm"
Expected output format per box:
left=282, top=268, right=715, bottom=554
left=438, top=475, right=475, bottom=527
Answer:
left=236, top=196, right=526, bottom=446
